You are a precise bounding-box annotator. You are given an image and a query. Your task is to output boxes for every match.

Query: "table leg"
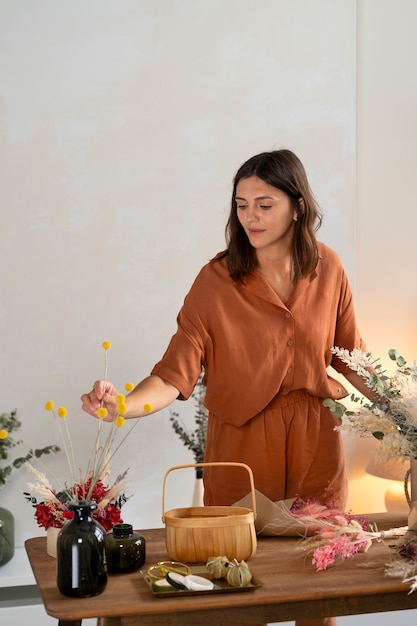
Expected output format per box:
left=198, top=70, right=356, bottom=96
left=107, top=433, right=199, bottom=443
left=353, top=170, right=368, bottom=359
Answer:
left=58, top=621, right=82, bottom=626
left=97, top=619, right=121, bottom=625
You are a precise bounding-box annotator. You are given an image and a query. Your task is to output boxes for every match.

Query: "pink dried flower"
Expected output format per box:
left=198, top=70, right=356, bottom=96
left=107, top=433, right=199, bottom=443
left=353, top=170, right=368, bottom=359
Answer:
left=312, top=536, right=370, bottom=571
left=291, top=498, right=407, bottom=572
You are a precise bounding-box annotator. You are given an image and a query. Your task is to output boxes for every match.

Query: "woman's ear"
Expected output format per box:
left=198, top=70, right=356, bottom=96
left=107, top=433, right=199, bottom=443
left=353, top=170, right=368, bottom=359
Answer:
left=294, top=197, right=305, bottom=222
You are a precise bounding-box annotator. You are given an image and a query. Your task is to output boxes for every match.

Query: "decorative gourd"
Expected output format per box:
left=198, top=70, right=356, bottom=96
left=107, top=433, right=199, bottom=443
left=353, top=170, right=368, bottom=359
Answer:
left=206, top=555, right=229, bottom=579
left=226, top=559, right=252, bottom=587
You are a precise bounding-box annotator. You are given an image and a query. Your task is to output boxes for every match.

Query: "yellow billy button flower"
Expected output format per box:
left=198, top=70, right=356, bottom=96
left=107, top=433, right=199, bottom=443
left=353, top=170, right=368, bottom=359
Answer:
left=117, top=403, right=128, bottom=415
left=96, top=407, right=108, bottom=419
left=143, top=403, right=153, bottom=413
left=115, top=415, right=125, bottom=428
left=57, top=407, right=67, bottom=418
left=45, top=401, right=55, bottom=411
left=102, top=341, right=112, bottom=350
left=0, top=429, right=8, bottom=440
left=115, top=394, right=126, bottom=405
left=124, top=382, right=134, bottom=392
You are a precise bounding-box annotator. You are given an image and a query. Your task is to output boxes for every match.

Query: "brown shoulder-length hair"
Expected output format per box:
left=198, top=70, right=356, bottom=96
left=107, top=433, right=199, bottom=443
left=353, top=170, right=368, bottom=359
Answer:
left=218, top=149, right=322, bottom=283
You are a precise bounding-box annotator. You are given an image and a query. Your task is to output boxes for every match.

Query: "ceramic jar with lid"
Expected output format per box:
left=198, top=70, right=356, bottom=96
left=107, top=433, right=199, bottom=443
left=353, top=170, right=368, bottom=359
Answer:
left=106, top=523, right=146, bottom=573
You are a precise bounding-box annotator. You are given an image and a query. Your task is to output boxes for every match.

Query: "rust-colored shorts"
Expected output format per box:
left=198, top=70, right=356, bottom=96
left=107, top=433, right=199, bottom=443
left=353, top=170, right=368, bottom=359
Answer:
left=203, top=390, right=348, bottom=509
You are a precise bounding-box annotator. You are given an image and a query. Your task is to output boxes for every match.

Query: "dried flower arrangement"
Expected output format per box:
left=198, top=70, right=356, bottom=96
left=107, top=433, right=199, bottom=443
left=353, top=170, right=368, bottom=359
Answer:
left=324, top=348, right=417, bottom=462
left=322, top=347, right=417, bottom=591
left=385, top=535, right=417, bottom=594
left=24, top=341, right=152, bottom=531
left=289, top=500, right=407, bottom=571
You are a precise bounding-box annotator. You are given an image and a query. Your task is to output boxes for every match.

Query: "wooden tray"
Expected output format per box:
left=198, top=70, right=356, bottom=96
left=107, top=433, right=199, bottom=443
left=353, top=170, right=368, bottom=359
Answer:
left=140, top=564, right=262, bottom=598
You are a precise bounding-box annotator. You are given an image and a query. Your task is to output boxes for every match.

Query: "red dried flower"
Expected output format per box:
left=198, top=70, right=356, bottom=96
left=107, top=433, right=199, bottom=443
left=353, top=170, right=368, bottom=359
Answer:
left=27, top=477, right=127, bottom=531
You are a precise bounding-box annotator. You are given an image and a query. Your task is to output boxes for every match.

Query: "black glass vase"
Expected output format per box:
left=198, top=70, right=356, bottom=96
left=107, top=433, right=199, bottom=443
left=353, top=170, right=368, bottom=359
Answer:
left=57, top=501, right=107, bottom=597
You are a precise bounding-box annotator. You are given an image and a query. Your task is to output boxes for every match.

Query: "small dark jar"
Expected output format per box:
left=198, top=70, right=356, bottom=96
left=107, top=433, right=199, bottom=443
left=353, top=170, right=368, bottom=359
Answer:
left=106, top=523, right=146, bottom=573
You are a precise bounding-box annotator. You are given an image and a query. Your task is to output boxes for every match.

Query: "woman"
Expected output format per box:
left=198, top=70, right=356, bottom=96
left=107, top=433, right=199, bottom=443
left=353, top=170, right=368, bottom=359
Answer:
left=82, top=150, right=374, bottom=626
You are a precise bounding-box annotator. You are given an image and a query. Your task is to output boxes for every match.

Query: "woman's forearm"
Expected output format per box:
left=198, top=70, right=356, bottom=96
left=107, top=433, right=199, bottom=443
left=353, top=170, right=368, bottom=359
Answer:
left=81, top=374, right=180, bottom=420
left=344, top=370, right=379, bottom=403
left=124, top=375, right=180, bottom=418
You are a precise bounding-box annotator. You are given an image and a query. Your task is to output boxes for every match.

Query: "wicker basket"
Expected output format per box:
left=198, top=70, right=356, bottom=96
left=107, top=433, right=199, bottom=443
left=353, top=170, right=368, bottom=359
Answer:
left=162, top=462, right=257, bottom=563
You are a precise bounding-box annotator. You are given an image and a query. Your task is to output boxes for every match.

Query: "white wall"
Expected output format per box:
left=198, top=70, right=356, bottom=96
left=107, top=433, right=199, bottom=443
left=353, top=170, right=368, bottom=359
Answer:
left=0, top=0, right=357, bottom=544
left=345, top=0, right=417, bottom=514
left=1, top=1, right=416, bottom=624
left=0, top=2, right=416, bottom=619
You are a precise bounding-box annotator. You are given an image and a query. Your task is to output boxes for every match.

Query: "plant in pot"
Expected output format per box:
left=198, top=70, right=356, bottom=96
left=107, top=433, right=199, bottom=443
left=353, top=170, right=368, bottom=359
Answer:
left=0, top=408, right=60, bottom=565
left=169, top=373, right=208, bottom=505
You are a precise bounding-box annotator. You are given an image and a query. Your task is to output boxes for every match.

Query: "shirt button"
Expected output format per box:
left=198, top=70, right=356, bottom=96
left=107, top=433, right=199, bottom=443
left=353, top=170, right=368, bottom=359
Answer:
left=287, top=339, right=294, bottom=346
left=287, top=367, right=293, bottom=374
left=285, top=312, right=291, bottom=318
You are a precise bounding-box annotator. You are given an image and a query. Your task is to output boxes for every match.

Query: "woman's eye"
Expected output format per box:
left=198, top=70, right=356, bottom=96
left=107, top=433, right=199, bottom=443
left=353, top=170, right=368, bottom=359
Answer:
left=260, top=205, right=272, bottom=210
left=236, top=204, right=247, bottom=210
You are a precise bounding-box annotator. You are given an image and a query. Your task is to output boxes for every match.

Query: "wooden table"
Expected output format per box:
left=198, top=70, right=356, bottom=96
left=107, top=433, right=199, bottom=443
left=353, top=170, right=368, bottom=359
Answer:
left=25, top=514, right=417, bottom=626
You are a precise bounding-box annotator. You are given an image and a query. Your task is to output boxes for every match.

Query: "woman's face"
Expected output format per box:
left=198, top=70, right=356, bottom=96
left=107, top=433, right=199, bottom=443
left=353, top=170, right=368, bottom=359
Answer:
left=235, top=176, right=298, bottom=253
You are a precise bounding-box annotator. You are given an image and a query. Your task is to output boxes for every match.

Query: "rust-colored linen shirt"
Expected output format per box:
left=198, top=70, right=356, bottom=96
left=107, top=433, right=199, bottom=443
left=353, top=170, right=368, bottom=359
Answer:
left=151, top=242, right=364, bottom=427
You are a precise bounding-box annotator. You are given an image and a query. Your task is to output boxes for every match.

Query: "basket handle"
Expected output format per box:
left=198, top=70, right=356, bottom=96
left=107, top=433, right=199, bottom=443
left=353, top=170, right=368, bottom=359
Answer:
left=161, top=462, right=257, bottom=523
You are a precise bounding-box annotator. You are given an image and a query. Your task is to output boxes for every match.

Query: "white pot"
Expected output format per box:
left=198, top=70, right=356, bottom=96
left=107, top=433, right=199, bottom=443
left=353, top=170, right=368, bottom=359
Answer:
left=46, top=526, right=61, bottom=558
left=192, top=476, right=204, bottom=507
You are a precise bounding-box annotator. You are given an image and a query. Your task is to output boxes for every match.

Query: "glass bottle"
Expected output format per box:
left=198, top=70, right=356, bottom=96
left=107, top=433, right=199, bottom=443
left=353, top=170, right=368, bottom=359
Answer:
left=106, top=523, right=146, bottom=573
left=57, top=501, right=107, bottom=597
left=0, top=506, right=14, bottom=566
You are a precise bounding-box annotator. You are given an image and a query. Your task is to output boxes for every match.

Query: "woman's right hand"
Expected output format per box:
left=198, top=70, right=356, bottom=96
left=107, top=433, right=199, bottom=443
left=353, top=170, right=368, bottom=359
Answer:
left=81, top=380, right=119, bottom=421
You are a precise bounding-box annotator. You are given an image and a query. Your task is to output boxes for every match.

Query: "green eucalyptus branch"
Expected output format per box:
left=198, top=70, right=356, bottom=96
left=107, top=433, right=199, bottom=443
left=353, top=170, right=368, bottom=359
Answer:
left=169, top=374, right=208, bottom=466
left=324, top=348, right=417, bottom=461
left=0, top=409, right=60, bottom=488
